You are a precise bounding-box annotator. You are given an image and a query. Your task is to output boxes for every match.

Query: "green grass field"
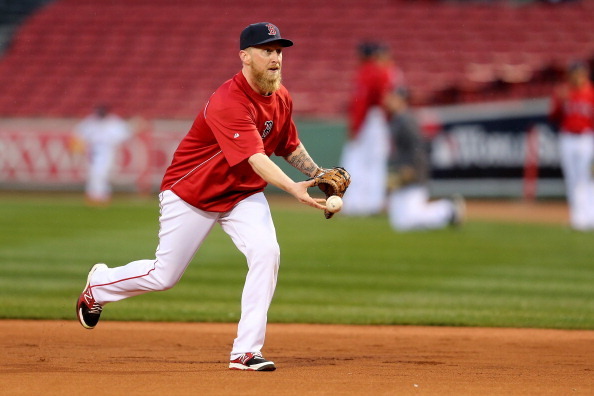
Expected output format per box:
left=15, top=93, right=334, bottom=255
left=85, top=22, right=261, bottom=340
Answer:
left=1, top=193, right=593, bottom=330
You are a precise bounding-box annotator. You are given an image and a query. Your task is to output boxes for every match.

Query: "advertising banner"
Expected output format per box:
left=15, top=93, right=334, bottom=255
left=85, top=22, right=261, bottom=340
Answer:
left=417, top=98, right=563, bottom=197
left=424, top=99, right=560, bottom=179
left=0, top=128, right=182, bottom=192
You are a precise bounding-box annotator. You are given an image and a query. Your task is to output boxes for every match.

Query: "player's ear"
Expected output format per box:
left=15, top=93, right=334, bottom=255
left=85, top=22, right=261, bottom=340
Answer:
left=239, top=49, right=251, bottom=65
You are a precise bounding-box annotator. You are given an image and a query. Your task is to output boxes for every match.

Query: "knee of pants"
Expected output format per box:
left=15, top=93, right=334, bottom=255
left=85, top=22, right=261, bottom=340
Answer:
left=246, top=240, right=280, bottom=268
left=148, top=266, right=184, bottom=291
left=153, top=277, right=177, bottom=291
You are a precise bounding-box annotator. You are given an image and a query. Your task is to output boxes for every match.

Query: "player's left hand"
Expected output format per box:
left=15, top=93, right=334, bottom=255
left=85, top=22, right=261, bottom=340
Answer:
left=311, top=167, right=351, bottom=219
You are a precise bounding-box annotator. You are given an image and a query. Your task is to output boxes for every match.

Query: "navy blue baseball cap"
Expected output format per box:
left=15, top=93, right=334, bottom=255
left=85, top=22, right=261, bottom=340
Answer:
left=358, top=41, right=388, bottom=58
left=240, top=22, right=294, bottom=50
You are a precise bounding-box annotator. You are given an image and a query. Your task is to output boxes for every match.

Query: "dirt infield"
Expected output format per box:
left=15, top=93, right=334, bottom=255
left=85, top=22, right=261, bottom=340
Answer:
left=1, top=320, right=592, bottom=395
left=466, top=199, right=568, bottom=226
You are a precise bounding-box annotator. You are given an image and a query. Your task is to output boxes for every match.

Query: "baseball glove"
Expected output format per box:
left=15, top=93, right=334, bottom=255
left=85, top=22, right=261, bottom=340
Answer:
left=312, top=167, right=351, bottom=219
left=387, top=166, right=417, bottom=191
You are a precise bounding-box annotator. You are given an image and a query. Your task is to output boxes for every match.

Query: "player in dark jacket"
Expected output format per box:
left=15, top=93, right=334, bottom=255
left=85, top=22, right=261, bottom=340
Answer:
left=385, top=87, right=464, bottom=231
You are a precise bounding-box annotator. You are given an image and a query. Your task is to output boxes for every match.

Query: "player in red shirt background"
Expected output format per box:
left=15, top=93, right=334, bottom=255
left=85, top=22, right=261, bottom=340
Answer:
left=341, top=42, right=404, bottom=216
left=549, top=60, right=594, bottom=231
left=76, top=22, right=330, bottom=371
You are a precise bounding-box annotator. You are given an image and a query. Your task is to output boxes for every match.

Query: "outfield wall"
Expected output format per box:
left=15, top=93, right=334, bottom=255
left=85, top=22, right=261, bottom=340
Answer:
left=0, top=98, right=564, bottom=198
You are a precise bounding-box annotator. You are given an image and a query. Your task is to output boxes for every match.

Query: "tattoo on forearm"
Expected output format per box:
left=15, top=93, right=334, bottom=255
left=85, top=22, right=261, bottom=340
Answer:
left=285, top=144, right=320, bottom=177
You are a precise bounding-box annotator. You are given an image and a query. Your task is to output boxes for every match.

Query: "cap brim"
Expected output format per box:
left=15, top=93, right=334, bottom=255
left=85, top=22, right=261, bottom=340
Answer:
left=243, top=38, right=293, bottom=50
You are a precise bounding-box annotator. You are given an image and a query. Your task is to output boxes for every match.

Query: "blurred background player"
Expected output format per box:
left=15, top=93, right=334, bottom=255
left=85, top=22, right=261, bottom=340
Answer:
left=385, top=87, right=464, bottom=231
left=72, top=104, right=131, bottom=205
left=549, top=60, right=594, bottom=231
left=340, top=42, right=404, bottom=216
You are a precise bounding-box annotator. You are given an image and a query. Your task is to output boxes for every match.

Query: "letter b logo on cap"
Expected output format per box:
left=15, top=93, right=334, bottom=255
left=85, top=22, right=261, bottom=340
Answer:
left=266, top=23, right=277, bottom=36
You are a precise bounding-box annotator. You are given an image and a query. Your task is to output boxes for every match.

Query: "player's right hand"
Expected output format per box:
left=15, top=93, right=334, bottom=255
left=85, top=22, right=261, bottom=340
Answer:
left=292, top=179, right=326, bottom=210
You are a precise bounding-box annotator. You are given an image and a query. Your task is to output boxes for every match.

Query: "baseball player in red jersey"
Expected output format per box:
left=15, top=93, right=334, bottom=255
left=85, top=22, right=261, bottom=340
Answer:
left=76, top=22, right=329, bottom=371
left=549, top=61, right=594, bottom=231
left=340, top=42, right=403, bottom=216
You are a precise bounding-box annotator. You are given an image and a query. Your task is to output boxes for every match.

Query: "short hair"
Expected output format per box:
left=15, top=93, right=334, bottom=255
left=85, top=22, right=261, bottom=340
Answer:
left=358, top=42, right=388, bottom=58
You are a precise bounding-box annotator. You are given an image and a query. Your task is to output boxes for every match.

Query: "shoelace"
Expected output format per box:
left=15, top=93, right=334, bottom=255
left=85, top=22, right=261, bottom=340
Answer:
left=88, top=303, right=103, bottom=315
left=238, top=352, right=263, bottom=364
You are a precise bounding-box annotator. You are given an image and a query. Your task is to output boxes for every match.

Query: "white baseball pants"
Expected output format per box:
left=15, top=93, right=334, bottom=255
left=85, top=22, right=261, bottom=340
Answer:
left=341, top=107, right=390, bottom=216
left=86, top=149, right=115, bottom=201
left=559, top=131, right=594, bottom=230
left=388, top=185, right=454, bottom=231
left=89, top=190, right=280, bottom=359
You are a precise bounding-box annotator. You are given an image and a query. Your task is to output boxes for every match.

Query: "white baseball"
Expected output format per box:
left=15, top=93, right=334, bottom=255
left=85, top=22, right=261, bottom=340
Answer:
left=326, top=195, right=343, bottom=213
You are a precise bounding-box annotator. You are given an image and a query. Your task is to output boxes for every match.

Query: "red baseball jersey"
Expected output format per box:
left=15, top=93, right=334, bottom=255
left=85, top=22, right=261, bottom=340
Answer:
left=549, top=82, right=594, bottom=134
left=161, top=72, right=301, bottom=212
left=348, top=61, right=399, bottom=138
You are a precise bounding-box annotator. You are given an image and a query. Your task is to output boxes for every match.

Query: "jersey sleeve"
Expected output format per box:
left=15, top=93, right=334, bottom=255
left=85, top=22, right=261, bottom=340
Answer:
left=205, top=99, right=265, bottom=167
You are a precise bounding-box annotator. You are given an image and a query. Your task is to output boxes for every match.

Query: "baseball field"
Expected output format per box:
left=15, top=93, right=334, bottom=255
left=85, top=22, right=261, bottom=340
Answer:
left=1, top=193, right=593, bottom=395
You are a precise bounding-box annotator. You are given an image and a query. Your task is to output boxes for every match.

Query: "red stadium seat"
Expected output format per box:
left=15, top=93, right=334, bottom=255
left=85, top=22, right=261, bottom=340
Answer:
left=1, top=0, right=593, bottom=117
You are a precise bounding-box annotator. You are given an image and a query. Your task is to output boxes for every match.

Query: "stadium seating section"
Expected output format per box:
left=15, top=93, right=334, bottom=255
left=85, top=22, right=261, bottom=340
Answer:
left=0, top=0, right=593, bottom=118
